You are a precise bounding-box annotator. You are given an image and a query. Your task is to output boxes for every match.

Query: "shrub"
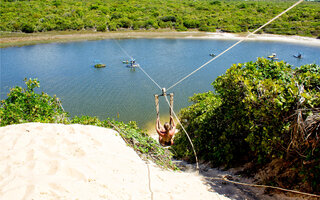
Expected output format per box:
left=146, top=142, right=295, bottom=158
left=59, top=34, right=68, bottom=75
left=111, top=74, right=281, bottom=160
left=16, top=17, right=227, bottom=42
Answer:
left=108, top=22, right=118, bottom=31
left=21, top=23, right=35, bottom=33
left=0, top=78, right=68, bottom=126
left=119, top=18, right=132, bottom=28
left=210, top=1, right=221, bottom=6
left=183, top=19, right=200, bottom=29
left=160, top=16, right=176, bottom=22
left=199, top=25, right=216, bottom=32
left=96, top=24, right=106, bottom=32
left=172, top=58, right=320, bottom=192
left=175, top=24, right=187, bottom=31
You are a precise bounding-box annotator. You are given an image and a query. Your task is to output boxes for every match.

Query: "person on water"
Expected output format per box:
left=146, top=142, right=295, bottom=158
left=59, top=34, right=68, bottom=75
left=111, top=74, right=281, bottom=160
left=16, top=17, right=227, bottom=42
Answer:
left=156, top=116, right=176, bottom=146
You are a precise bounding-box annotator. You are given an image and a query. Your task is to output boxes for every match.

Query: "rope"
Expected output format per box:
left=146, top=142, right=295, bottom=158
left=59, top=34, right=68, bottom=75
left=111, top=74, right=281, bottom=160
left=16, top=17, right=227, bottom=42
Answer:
left=107, top=120, right=155, bottom=200
left=164, top=95, right=200, bottom=172
left=169, top=93, right=174, bottom=119
left=147, top=163, right=154, bottom=200
left=155, top=95, right=160, bottom=119
left=112, top=36, right=162, bottom=90
left=111, top=36, right=200, bottom=167
left=113, top=39, right=133, bottom=60
left=138, top=65, right=162, bottom=90
left=166, top=0, right=304, bottom=92
left=208, top=176, right=320, bottom=198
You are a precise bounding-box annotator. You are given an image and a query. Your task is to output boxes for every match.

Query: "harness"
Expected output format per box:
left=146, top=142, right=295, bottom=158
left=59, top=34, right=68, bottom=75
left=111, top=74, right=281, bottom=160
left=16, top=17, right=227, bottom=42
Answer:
left=154, top=88, right=174, bottom=126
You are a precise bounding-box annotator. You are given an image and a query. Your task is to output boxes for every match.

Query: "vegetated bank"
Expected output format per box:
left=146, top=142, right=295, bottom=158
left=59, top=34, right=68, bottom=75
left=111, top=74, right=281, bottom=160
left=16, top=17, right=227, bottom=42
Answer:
left=0, top=78, right=177, bottom=170
left=1, top=58, right=319, bottom=195
left=1, top=0, right=319, bottom=38
left=172, top=58, right=320, bottom=194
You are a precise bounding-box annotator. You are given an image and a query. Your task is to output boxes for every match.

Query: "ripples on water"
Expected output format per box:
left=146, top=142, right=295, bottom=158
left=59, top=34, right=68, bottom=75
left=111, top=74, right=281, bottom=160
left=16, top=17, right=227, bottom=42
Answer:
left=1, top=39, right=320, bottom=131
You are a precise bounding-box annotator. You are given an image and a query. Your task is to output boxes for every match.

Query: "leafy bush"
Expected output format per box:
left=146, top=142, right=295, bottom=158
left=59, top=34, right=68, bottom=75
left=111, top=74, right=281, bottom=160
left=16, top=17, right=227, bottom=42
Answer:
left=0, top=78, right=68, bottom=126
left=21, top=23, right=35, bottom=33
left=97, top=24, right=106, bottom=32
left=183, top=19, right=200, bottom=29
left=210, top=1, right=221, bottom=6
left=199, top=25, right=216, bottom=32
left=175, top=24, right=187, bottom=31
left=172, top=58, right=320, bottom=192
left=160, top=16, right=176, bottom=23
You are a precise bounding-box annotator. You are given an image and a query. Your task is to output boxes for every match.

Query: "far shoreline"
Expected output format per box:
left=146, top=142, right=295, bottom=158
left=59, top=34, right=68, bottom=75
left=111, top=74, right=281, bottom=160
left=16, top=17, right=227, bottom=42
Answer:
left=1, top=30, right=320, bottom=48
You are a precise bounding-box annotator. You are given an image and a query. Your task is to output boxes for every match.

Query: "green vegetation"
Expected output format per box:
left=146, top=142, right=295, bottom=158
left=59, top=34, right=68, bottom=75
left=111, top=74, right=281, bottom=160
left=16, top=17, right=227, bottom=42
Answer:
left=172, top=58, right=320, bottom=193
left=0, top=78, right=177, bottom=170
left=1, top=0, right=319, bottom=37
left=0, top=78, right=69, bottom=125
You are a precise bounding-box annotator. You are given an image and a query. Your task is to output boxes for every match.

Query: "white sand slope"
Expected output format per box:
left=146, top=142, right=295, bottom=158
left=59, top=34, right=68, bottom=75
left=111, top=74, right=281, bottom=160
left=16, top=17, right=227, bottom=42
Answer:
left=0, top=123, right=229, bottom=200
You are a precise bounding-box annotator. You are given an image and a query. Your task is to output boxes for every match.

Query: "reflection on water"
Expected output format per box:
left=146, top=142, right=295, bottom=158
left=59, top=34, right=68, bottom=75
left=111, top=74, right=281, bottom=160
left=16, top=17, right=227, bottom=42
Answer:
left=1, top=39, right=320, bottom=133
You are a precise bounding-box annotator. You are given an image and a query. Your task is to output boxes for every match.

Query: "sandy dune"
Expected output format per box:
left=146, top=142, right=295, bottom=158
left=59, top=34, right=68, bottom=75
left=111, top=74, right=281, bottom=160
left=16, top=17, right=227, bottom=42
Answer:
left=0, top=123, right=229, bottom=200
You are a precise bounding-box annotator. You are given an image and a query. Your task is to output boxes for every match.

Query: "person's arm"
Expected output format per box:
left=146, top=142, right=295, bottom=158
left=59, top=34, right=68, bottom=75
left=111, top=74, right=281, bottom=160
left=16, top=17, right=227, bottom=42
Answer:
left=169, top=116, right=176, bottom=136
left=156, top=118, right=165, bottom=137
left=170, top=116, right=176, bottom=127
left=156, top=117, right=163, bottom=130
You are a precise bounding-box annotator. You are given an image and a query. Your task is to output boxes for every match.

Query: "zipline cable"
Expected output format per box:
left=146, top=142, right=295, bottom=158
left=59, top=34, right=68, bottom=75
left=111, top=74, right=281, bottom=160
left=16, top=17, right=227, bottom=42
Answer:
left=138, top=65, right=162, bottom=90
left=112, top=35, right=200, bottom=170
left=113, top=39, right=134, bottom=60
left=166, top=0, right=304, bottom=92
left=112, top=37, right=162, bottom=90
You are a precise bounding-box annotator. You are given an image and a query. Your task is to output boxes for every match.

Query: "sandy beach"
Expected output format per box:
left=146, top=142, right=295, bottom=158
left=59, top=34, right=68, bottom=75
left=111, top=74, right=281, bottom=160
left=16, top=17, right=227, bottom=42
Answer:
left=1, top=123, right=310, bottom=200
left=1, top=30, right=320, bottom=48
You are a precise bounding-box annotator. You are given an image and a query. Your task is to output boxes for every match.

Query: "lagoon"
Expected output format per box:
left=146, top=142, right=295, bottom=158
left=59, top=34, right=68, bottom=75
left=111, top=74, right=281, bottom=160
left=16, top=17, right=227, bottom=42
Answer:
left=1, top=38, right=320, bottom=131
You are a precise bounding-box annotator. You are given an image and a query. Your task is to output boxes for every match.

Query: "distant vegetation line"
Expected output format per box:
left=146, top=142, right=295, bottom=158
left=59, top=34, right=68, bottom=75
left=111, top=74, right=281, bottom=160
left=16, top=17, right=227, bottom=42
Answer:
left=1, top=0, right=319, bottom=37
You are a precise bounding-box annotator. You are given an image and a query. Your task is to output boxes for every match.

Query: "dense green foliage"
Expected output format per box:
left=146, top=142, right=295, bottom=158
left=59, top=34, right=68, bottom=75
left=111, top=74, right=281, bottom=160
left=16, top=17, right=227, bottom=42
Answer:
left=0, top=79, right=177, bottom=170
left=0, top=78, right=68, bottom=125
left=172, top=58, right=320, bottom=192
left=1, top=0, right=319, bottom=37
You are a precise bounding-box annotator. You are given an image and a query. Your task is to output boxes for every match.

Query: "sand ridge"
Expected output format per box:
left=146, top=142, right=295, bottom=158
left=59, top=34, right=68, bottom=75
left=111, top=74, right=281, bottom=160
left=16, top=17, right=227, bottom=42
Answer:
left=0, top=123, right=230, bottom=200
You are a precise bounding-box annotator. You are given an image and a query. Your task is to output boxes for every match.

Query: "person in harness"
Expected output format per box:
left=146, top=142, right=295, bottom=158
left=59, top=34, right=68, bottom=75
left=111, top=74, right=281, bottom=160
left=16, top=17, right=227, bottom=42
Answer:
left=155, top=89, right=176, bottom=146
left=156, top=116, right=176, bottom=146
